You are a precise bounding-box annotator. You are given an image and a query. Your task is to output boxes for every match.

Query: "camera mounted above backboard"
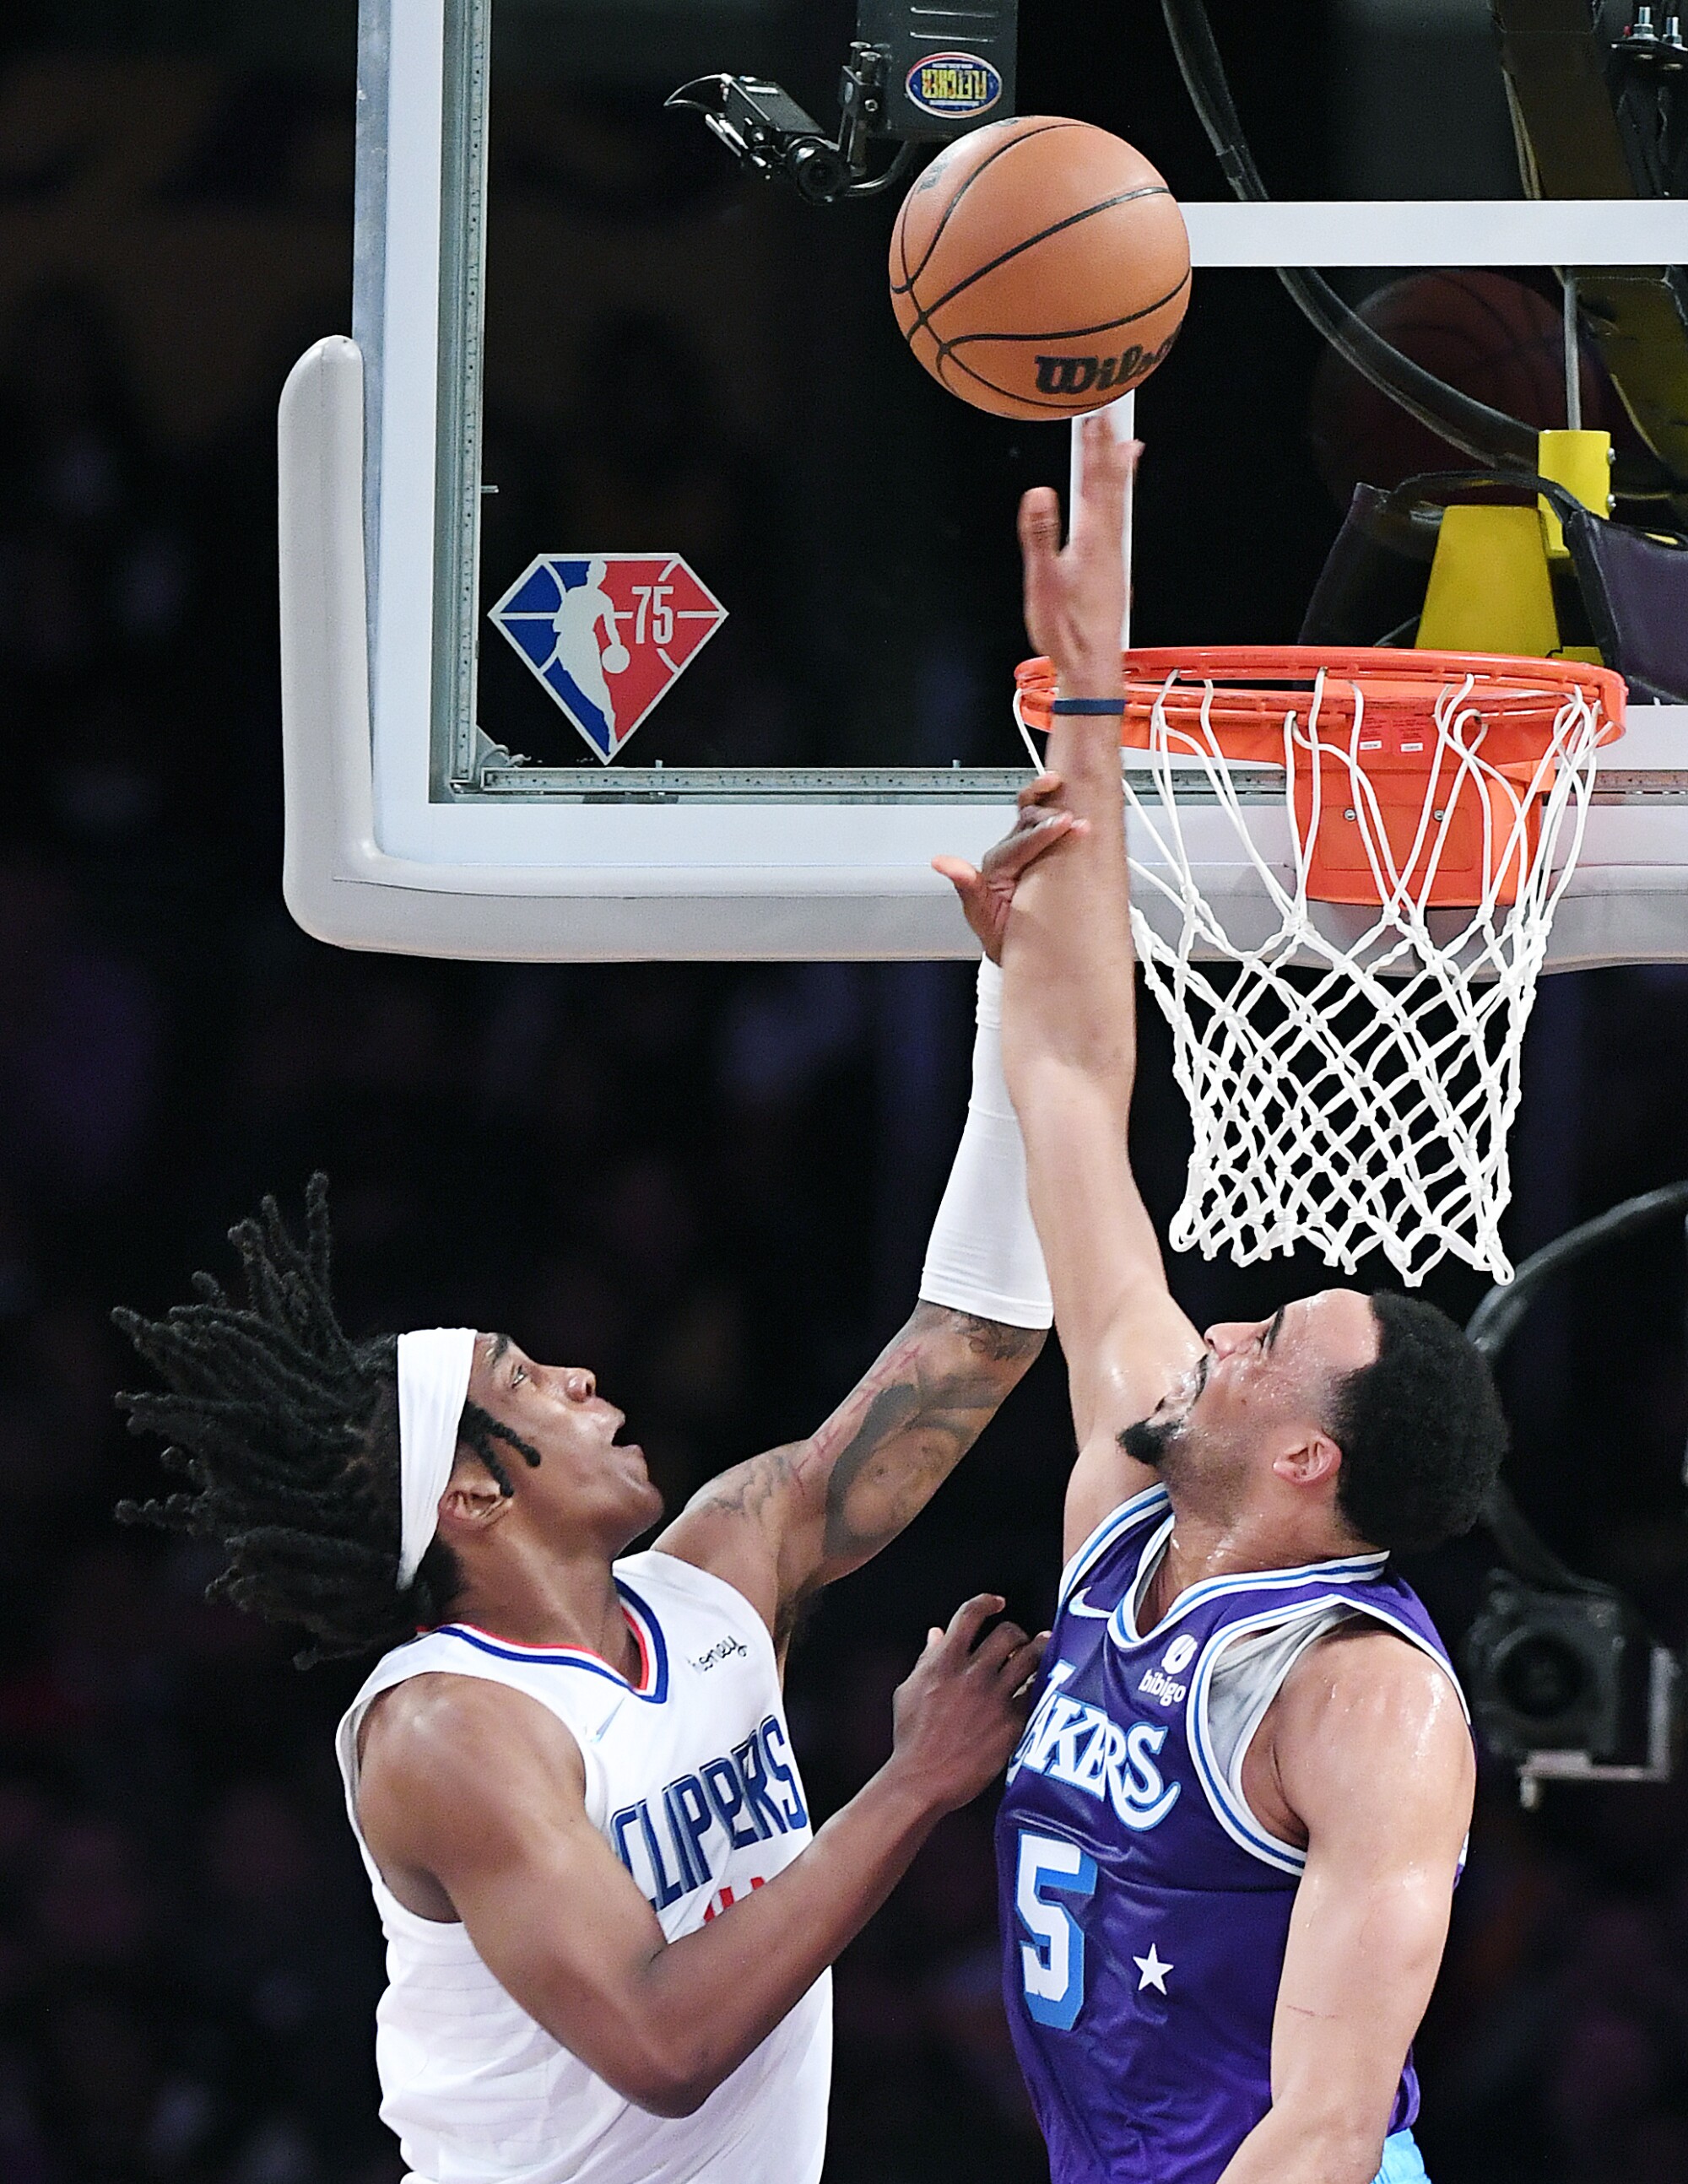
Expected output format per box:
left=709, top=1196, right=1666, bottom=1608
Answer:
left=667, top=0, right=1018, bottom=206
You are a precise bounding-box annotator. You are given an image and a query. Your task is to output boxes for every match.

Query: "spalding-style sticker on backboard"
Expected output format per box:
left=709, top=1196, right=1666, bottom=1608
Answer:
left=489, top=554, right=728, bottom=762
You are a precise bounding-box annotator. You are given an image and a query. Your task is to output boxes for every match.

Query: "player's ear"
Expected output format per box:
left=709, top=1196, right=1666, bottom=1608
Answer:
left=1271, top=1430, right=1344, bottom=1492
left=437, top=1465, right=513, bottom=1542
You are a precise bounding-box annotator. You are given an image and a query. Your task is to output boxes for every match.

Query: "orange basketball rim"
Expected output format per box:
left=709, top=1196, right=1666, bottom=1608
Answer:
left=1014, top=646, right=1626, bottom=908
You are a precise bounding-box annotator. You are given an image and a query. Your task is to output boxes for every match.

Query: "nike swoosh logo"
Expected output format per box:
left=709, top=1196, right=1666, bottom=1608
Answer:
left=1066, top=1587, right=1113, bottom=1619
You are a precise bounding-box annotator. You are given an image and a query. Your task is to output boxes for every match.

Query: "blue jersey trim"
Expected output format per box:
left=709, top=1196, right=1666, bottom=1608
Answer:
left=1107, top=1531, right=1390, bottom=1652
left=1057, top=1484, right=1171, bottom=1611
left=432, top=1580, right=670, bottom=1703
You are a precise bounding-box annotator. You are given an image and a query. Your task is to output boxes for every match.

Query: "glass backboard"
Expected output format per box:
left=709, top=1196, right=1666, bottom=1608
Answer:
left=277, top=0, right=1688, bottom=961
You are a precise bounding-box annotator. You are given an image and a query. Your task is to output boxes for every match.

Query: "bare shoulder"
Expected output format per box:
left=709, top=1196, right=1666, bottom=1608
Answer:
left=1270, top=1619, right=1473, bottom=1841
left=360, top=1673, right=587, bottom=1828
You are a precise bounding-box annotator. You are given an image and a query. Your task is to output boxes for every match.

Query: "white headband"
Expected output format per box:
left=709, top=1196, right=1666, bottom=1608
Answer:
left=396, top=1327, right=478, bottom=1589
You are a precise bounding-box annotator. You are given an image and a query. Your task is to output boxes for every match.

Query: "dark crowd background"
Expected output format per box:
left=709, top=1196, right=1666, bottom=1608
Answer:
left=0, top=4, right=1685, bottom=2182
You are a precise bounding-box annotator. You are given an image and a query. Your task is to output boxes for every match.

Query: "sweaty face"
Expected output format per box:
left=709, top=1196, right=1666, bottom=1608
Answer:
left=1123, top=1290, right=1380, bottom=1500
left=463, top=1333, right=664, bottom=1550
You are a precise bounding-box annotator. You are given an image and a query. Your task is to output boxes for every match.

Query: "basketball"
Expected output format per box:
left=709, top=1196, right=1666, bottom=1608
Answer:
left=602, top=643, right=630, bottom=673
left=889, top=117, right=1190, bottom=421
left=1307, top=270, right=1611, bottom=506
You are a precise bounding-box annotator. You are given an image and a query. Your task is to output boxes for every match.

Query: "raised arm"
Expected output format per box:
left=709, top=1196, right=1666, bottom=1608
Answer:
left=659, top=1301, right=1042, bottom=1652
left=662, top=830, right=1080, bottom=1649
left=1219, top=1628, right=1474, bottom=2184
left=356, top=1595, right=1041, bottom=2116
left=994, top=416, right=1202, bottom=1549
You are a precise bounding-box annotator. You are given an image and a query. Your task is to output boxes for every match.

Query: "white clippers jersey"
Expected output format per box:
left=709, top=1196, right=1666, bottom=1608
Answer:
left=335, top=1549, right=831, bottom=2184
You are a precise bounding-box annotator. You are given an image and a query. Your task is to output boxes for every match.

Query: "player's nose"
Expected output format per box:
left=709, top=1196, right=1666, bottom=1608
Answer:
left=1202, top=1322, right=1254, bottom=1359
left=561, top=1365, right=598, bottom=1402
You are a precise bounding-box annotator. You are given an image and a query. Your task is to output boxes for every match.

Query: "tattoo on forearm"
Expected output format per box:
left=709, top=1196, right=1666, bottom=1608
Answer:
left=695, top=1446, right=798, bottom=1528
left=686, top=1305, right=1041, bottom=1630
left=815, top=1306, right=1041, bottom=1565
left=965, top=1316, right=1049, bottom=1366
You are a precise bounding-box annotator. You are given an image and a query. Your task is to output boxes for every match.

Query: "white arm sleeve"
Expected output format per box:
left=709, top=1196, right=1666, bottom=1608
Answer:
left=918, top=959, right=1053, bottom=1330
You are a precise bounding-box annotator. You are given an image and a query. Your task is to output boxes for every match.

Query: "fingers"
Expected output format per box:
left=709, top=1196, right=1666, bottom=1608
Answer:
left=1069, top=415, right=1133, bottom=552
left=1078, top=414, right=1141, bottom=486
left=1018, top=485, right=1063, bottom=636
left=1004, top=1631, right=1049, bottom=1695
left=930, top=855, right=980, bottom=894
left=1017, top=485, right=1063, bottom=565
left=1015, top=770, right=1064, bottom=808
left=969, top=1616, right=1032, bottom=1675
left=993, top=809, right=1078, bottom=878
left=940, top=1592, right=1006, bottom=1655
left=920, top=1598, right=1044, bottom=1707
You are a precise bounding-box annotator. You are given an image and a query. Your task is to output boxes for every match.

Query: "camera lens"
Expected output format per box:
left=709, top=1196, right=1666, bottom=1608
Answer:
left=1496, top=1631, right=1587, bottom=1721
left=788, top=139, right=849, bottom=203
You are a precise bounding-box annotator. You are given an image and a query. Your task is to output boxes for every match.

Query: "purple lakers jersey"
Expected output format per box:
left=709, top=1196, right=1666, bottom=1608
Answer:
left=997, top=1484, right=1466, bottom=2184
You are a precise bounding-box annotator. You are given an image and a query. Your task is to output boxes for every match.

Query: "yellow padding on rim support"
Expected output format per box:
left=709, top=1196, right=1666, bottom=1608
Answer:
left=1416, top=503, right=1560, bottom=657
left=1537, top=427, right=1614, bottom=558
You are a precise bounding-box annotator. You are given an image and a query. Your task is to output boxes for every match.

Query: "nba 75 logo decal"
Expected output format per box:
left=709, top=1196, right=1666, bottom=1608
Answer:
left=489, top=554, right=727, bottom=763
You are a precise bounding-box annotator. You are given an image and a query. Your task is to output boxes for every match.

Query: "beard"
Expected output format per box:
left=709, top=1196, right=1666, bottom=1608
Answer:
left=1121, top=1412, right=1184, bottom=1468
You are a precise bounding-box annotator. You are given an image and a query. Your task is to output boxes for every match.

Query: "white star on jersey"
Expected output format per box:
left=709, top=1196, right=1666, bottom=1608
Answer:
left=1133, top=1945, right=1173, bottom=1994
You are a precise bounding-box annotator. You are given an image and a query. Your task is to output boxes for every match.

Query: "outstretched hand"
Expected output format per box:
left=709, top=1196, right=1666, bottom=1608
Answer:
left=933, top=771, right=1087, bottom=962
left=1020, top=412, right=1138, bottom=690
left=889, top=1592, right=1047, bottom=1816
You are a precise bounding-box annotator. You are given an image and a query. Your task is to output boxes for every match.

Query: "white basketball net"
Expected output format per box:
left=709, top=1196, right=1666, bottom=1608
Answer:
left=1017, top=666, right=1608, bottom=1284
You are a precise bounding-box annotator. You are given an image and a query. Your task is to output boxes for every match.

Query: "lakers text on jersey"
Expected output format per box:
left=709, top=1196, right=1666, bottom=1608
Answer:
left=997, top=1484, right=1466, bottom=2184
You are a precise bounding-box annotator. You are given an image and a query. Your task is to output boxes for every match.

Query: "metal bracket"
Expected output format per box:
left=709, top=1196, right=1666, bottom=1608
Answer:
left=1518, top=1646, right=1681, bottom=1806
left=469, top=727, right=530, bottom=788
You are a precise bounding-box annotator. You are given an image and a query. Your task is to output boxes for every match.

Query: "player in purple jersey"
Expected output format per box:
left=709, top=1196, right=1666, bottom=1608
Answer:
left=935, top=415, right=1510, bottom=2184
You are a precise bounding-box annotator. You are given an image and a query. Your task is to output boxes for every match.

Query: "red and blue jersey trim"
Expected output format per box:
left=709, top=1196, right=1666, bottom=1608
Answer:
left=431, top=1580, right=668, bottom=1701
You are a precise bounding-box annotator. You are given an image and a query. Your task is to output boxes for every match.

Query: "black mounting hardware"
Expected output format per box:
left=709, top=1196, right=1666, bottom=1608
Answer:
left=1463, top=1181, right=1688, bottom=1799
left=668, top=1, right=1017, bottom=208
left=1617, top=6, right=1688, bottom=70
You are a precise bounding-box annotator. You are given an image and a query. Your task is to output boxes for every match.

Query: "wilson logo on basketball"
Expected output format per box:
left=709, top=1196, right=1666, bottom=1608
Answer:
left=1034, top=330, right=1182, bottom=400
left=887, top=119, right=1190, bottom=422
left=906, top=53, right=1002, bottom=119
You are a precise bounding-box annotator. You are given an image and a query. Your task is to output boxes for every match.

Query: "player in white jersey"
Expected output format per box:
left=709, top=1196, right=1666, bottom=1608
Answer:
left=111, top=912, right=1078, bottom=2184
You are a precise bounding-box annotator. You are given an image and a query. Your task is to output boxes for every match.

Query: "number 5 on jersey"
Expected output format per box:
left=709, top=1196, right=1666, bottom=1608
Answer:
left=1015, top=1830, right=1097, bottom=2030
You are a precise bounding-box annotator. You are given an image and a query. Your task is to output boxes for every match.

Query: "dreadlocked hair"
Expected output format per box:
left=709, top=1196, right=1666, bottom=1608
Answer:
left=112, top=1175, right=542, bottom=1668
